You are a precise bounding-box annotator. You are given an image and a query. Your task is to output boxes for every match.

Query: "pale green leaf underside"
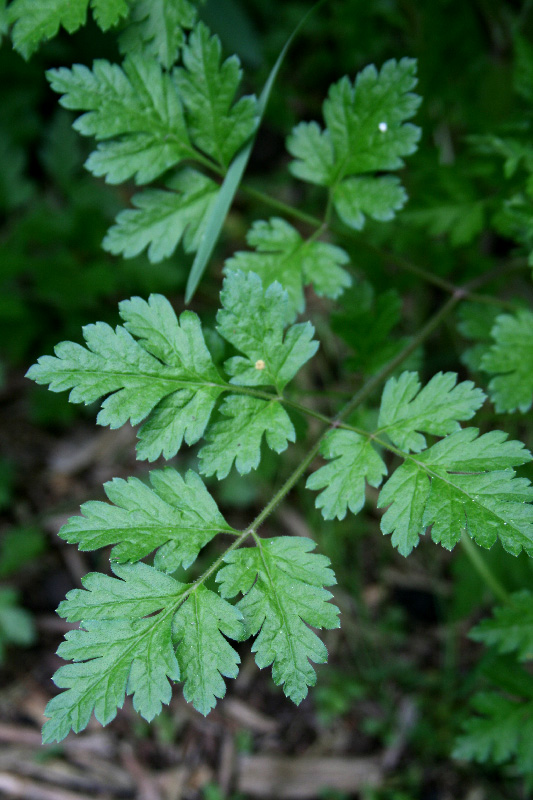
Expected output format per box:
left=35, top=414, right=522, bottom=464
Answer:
left=218, top=537, right=340, bottom=705
left=481, top=309, right=533, bottom=413
left=43, top=563, right=185, bottom=744
left=173, top=585, right=243, bottom=715
left=44, top=563, right=243, bottom=741
left=59, top=468, right=234, bottom=573
left=225, top=218, right=351, bottom=318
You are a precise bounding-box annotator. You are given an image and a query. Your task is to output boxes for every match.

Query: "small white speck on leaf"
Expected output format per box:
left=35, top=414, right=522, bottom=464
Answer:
left=255, top=359, right=266, bottom=370
left=378, top=121, right=388, bottom=132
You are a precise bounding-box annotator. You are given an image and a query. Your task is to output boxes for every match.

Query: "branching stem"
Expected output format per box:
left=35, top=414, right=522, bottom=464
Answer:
left=238, top=183, right=523, bottom=310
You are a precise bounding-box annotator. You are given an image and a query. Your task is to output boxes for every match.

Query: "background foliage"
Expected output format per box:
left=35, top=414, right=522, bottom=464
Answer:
left=3, top=1, right=533, bottom=799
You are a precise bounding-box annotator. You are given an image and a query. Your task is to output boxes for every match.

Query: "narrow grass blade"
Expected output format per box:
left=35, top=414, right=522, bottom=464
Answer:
left=184, top=0, right=327, bottom=304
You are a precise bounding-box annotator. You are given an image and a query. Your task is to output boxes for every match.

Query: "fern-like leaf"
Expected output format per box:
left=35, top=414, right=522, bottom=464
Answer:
left=380, top=427, right=533, bottom=556
left=174, top=22, right=257, bottom=167
left=218, top=537, right=340, bottom=704
left=199, top=396, right=295, bottom=479
left=454, top=692, right=533, bottom=774
left=8, top=0, right=129, bottom=59
left=173, top=584, right=243, bottom=715
left=47, top=55, right=193, bottom=184
left=470, top=591, right=533, bottom=661
left=27, top=272, right=317, bottom=472
left=44, top=562, right=244, bottom=742
left=43, top=563, right=185, bottom=743
left=58, top=468, right=236, bottom=573
left=377, top=371, right=485, bottom=452
left=26, top=294, right=225, bottom=461
left=217, top=270, right=319, bottom=390
left=119, top=0, right=197, bottom=69
left=102, top=169, right=218, bottom=262
left=306, top=430, right=387, bottom=521
left=307, top=371, right=533, bottom=557
left=287, top=58, right=421, bottom=229
left=224, top=218, right=351, bottom=318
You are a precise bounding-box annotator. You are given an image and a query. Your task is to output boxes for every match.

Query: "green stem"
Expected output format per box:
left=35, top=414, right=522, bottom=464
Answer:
left=460, top=533, right=510, bottom=604
left=239, top=183, right=321, bottom=227
left=336, top=293, right=461, bottom=422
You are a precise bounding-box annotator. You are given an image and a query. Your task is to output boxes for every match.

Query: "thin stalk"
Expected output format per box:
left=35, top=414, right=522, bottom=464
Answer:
left=237, top=182, right=521, bottom=310
left=239, top=183, right=322, bottom=227
left=336, top=293, right=461, bottom=422
left=460, top=533, right=510, bottom=604
left=233, top=293, right=461, bottom=534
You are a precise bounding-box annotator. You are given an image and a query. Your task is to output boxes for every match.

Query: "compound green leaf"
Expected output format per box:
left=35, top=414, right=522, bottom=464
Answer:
left=454, top=692, right=533, bottom=774
left=47, top=55, right=192, bottom=184
left=28, top=275, right=313, bottom=475
left=43, top=562, right=185, bottom=743
left=173, top=585, right=243, bottom=715
left=174, top=22, right=257, bottom=167
left=199, top=396, right=295, bottom=479
left=217, top=537, right=340, bottom=705
left=26, top=294, right=225, bottom=461
left=225, top=218, right=351, bottom=318
left=306, top=430, right=387, bottom=521
left=470, top=591, right=533, bottom=661
left=379, top=427, right=533, bottom=556
left=481, top=309, right=533, bottom=413
left=217, top=270, right=318, bottom=390
left=119, top=0, right=197, bottom=69
left=103, top=169, right=218, bottom=262
left=377, top=371, right=485, bottom=452
left=287, top=58, right=421, bottom=230
left=58, top=468, right=235, bottom=573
